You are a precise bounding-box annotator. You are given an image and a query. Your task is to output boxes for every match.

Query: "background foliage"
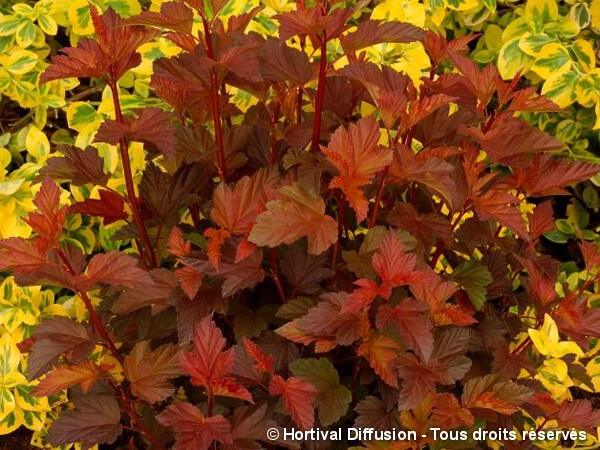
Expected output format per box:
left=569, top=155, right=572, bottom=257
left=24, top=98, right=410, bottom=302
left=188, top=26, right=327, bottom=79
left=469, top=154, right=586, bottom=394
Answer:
left=0, top=0, right=599, bottom=448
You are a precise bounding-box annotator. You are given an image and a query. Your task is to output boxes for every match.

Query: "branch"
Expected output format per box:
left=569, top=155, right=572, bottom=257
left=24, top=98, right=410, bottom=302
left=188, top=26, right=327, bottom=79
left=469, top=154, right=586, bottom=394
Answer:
left=108, top=82, right=157, bottom=269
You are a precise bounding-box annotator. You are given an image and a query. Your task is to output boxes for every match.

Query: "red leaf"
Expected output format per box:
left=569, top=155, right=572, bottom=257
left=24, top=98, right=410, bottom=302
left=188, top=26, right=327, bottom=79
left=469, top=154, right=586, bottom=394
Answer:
left=377, top=298, right=434, bottom=361
left=242, top=337, right=274, bottom=374
left=168, top=227, right=190, bottom=258
left=411, top=277, right=477, bottom=326
left=39, top=145, right=110, bottom=186
left=372, top=231, right=429, bottom=287
left=41, top=7, right=158, bottom=83
left=249, top=184, right=337, bottom=255
left=24, top=178, right=68, bottom=252
left=204, top=228, right=231, bottom=271
left=473, top=189, right=529, bottom=239
left=0, top=238, right=46, bottom=273
left=27, top=316, right=94, bottom=380
left=123, top=341, right=183, bottom=404
left=516, top=255, right=559, bottom=306
left=340, top=19, right=424, bottom=54
left=46, top=394, right=122, bottom=449
left=555, top=400, right=600, bottom=434
left=175, top=266, right=204, bottom=300
left=33, top=361, right=98, bottom=397
left=448, top=49, right=498, bottom=107
left=279, top=248, right=334, bottom=295
left=465, top=113, right=564, bottom=167
left=387, top=202, right=452, bottom=251
left=79, top=251, right=152, bottom=291
left=156, top=403, right=232, bottom=450
left=580, top=241, right=600, bottom=272
left=95, top=108, right=177, bottom=160
left=341, top=278, right=384, bottom=314
left=179, top=317, right=252, bottom=403
left=40, top=39, right=108, bottom=82
left=461, top=374, right=532, bottom=415
left=403, top=93, right=457, bottom=130
left=69, top=189, right=127, bottom=225
left=389, top=145, right=456, bottom=210
left=528, top=200, right=554, bottom=240
left=212, top=168, right=279, bottom=236
left=268, top=374, right=316, bottom=430
left=258, top=39, right=314, bottom=86
left=275, top=7, right=353, bottom=41
left=507, top=153, right=600, bottom=196
left=125, top=1, right=194, bottom=34
left=554, top=296, right=600, bottom=347
left=431, top=393, right=474, bottom=429
left=322, top=116, right=393, bottom=221
left=395, top=353, right=438, bottom=410
left=507, top=87, right=561, bottom=112
left=341, top=232, right=430, bottom=314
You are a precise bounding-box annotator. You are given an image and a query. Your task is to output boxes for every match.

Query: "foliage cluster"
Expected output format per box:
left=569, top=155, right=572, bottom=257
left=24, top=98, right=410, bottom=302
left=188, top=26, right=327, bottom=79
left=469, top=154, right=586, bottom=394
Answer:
left=0, top=0, right=599, bottom=449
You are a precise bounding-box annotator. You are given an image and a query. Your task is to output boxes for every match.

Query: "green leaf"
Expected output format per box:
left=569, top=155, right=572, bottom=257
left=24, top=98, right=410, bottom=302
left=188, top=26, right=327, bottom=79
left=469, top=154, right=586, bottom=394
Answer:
left=0, top=15, right=20, bottom=36
left=570, top=3, right=590, bottom=29
left=290, top=358, right=352, bottom=426
left=518, top=32, right=556, bottom=57
left=0, top=68, right=11, bottom=91
left=542, top=70, right=580, bottom=108
left=25, top=125, right=50, bottom=160
left=571, top=39, right=595, bottom=73
left=498, top=37, right=534, bottom=80
left=530, top=43, right=571, bottom=79
left=5, top=50, right=38, bottom=75
left=450, top=260, right=492, bottom=310
left=15, top=20, right=36, bottom=48
left=525, top=0, right=559, bottom=33
left=37, top=14, right=57, bottom=35
left=575, top=72, right=600, bottom=106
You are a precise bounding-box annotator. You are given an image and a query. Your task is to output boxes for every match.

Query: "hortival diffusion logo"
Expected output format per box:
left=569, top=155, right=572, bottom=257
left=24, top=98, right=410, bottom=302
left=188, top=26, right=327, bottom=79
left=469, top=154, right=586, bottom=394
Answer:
left=265, top=427, right=588, bottom=443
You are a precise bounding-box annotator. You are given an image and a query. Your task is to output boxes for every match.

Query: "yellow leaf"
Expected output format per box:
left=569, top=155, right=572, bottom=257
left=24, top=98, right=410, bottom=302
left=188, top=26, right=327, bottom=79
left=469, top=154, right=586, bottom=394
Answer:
left=24, top=126, right=49, bottom=160
left=371, top=0, right=426, bottom=27
left=575, top=72, right=600, bottom=107
left=591, top=0, right=600, bottom=28
left=498, top=37, right=534, bottom=80
left=572, top=39, right=595, bottom=73
left=536, top=358, right=572, bottom=397
left=0, top=402, right=22, bottom=434
left=541, top=71, right=579, bottom=108
left=0, top=333, right=21, bottom=378
left=528, top=314, right=583, bottom=358
left=586, top=356, right=600, bottom=392
left=5, top=50, right=38, bottom=75
left=525, top=0, right=559, bottom=33
left=530, top=43, right=571, bottom=79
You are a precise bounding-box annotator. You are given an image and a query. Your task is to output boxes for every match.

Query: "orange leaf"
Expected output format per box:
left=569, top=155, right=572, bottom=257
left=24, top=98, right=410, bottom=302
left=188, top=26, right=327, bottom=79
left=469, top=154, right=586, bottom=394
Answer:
left=358, top=332, right=403, bottom=387
left=268, top=375, right=316, bottom=430
left=249, top=184, right=337, bottom=255
left=33, top=361, right=98, bottom=397
left=322, top=116, right=392, bottom=221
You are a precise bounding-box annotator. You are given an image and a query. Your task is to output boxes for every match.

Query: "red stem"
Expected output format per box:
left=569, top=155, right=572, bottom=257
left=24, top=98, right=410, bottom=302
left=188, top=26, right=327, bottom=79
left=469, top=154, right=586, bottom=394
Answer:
left=57, top=249, right=124, bottom=364
left=369, top=166, right=389, bottom=228
left=311, top=33, right=327, bottom=152
left=270, top=248, right=287, bottom=303
left=109, top=82, right=156, bottom=269
left=202, top=17, right=228, bottom=183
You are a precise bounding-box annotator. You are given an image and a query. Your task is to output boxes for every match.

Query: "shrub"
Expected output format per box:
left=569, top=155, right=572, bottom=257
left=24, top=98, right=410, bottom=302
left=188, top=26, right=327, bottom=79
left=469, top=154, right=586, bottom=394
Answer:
left=0, top=1, right=600, bottom=449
